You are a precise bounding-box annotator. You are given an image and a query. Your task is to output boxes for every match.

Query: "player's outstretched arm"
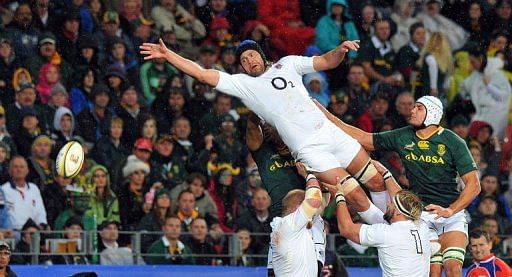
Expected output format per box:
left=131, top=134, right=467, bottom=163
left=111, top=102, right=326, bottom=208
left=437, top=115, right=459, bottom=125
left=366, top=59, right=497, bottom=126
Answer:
left=140, top=39, right=220, bottom=87
left=371, top=160, right=401, bottom=198
left=313, top=99, right=375, bottom=151
left=335, top=191, right=362, bottom=244
left=246, top=112, right=263, bottom=151
left=426, top=170, right=480, bottom=219
left=313, top=40, right=359, bottom=72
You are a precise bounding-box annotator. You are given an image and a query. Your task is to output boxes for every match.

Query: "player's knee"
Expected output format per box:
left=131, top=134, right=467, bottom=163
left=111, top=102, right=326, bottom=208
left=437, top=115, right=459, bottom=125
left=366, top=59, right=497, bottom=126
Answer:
left=442, top=247, right=465, bottom=273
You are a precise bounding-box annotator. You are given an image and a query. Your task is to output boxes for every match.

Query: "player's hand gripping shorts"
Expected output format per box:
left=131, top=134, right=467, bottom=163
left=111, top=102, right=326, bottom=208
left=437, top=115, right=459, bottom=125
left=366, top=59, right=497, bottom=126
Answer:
left=421, top=210, right=469, bottom=241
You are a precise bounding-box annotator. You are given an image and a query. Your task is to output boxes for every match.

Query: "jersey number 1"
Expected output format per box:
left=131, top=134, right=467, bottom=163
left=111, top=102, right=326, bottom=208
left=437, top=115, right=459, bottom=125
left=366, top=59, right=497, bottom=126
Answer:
left=410, top=230, right=423, bottom=254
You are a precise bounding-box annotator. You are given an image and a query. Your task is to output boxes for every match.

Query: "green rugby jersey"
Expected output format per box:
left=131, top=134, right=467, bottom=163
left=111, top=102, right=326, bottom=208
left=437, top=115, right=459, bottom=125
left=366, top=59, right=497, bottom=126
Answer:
left=373, top=126, right=476, bottom=207
left=251, top=142, right=306, bottom=219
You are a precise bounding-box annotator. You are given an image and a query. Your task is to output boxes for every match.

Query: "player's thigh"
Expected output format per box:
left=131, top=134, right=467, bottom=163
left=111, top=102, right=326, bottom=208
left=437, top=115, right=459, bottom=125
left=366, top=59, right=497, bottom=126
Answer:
left=314, top=167, right=350, bottom=186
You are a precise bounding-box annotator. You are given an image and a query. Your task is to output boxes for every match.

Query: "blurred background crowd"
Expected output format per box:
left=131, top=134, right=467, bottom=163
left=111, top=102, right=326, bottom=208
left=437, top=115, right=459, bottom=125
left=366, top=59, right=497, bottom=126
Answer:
left=0, top=0, right=510, bottom=271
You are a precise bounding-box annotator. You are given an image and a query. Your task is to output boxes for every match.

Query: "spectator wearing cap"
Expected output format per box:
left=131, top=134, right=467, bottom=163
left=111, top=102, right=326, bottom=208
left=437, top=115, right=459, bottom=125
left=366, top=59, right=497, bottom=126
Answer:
left=13, top=106, right=46, bottom=158
left=492, top=0, right=512, bottom=35
left=116, top=86, right=149, bottom=148
left=52, top=216, right=89, bottom=265
left=149, top=135, right=188, bottom=189
left=55, top=9, right=82, bottom=66
left=41, top=84, right=70, bottom=130
left=74, top=35, right=100, bottom=81
left=26, top=135, right=55, bottom=192
left=5, top=3, right=40, bottom=61
left=357, top=91, right=390, bottom=133
left=388, top=91, right=414, bottom=129
left=138, top=188, right=173, bottom=252
left=42, top=173, right=73, bottom=228
left=0, top=106, right=17, bottom=158
left=75, top=83, right=114, bottom=144
left=130, top=15, right=157, bottom=62
left=202, top=17, right=236, bottom=51
left=151, top=0, right=206, bottom=49
left=104, top=64, right=129, bottom=109
left=152, top=86, right=188, bottom=135
left=304, top=72, right=330, bottom=107
left=112, top=139, right=153, bottom=193
left=328, top=90, right=355, bottom=126
left=1, top=156, right=47, bottom=231
left=145, top=215, right=195, bottom=265
left=10, top=218, right=40, bottom=265
left=99, top=220, right=139, bottom=265
left=91, top=116, right=130, bottom=170
left=53, top=185, right=95, bottom=232
left=140, top=51, right=179, bottom=105
left=118, top=155, right=150, bottom=231
left=103, top=36, right=140, bottom=89
left=450, top=114, right=470, bottom=142
left=0, top=37, right=22, bottom=105
left=70, top=68, right=99, bottom=115
left=5, top=83, right=46, bottom=135
left=94, top=10, right=135, bottom=62
left=50, top=107, right=75, bottom=158
left=315, top=0, right=359, bottom=59
left=0, top=241, right=16, bottom=276
left=184, top=44, right=224, bottom=99
left=25, top=31, right=74, bottom=88
left=87, top=165, right=120, bottom=227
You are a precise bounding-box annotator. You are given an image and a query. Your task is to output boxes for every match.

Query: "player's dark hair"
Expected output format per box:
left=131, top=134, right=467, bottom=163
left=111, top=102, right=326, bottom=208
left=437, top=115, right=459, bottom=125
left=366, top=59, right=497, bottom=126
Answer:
left=469, top=228, right=491, bottom=242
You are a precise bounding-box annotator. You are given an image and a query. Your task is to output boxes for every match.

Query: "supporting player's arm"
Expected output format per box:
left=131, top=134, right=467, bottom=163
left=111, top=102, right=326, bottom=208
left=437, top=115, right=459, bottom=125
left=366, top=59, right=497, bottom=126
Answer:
left=140, top=39, right=220, bottom=87
left=335, top=192, right=362, bottom=244
left=313, top=99, right=375, bottom=151
left=426, top=170, right=481, bottom=218
left=296, top=162, right=322, bottom=218
left=313, top=41, right=359, bottom=72
left=371, top=160, right=401, bottom=198
left=246, top=112, right=263, bottom=151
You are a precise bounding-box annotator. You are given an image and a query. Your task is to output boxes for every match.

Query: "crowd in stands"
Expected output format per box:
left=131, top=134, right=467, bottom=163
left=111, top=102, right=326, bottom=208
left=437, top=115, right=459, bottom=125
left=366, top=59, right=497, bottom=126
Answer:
left=0, top=0, right=510, bottom=269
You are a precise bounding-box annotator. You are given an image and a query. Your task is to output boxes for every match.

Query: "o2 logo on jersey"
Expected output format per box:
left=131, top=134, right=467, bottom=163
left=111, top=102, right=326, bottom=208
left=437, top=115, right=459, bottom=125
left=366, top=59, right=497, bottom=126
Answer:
left=271, top=77, right=295, bottom=90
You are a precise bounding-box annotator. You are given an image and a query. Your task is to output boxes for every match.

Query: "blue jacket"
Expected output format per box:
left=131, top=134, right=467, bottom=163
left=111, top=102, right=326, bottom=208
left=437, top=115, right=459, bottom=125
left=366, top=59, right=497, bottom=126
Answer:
left=0, top=189, right=12, bottom=229
left=304, top=72, right=330, bottom=107
left=315, top=0, right=359, bottom=59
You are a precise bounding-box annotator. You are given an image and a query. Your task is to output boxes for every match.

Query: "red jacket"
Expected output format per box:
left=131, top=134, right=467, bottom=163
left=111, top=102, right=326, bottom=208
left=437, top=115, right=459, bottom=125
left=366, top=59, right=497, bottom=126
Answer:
left=466, top=254, right=512, bottom=277
left=257, top=0, right=301, bottom=30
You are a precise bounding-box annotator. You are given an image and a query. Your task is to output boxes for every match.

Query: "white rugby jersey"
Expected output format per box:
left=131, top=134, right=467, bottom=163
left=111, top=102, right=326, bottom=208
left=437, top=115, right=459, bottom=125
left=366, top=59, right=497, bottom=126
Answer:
left=215, top=56, right=327, bottom=152
left=312, top=215, right=326, bottom=265
left=359, top=220, right=431, bottom=277
left=270, top=206, right=318, bottom=277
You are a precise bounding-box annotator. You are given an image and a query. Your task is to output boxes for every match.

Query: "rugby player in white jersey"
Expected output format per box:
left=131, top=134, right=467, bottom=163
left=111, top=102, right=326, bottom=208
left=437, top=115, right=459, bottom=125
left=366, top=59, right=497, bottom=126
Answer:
left=140, top=39, right=387, bottom=225
left=328, top=160, right=433, bottom=277
left=268, top=162, right=326, bottom=277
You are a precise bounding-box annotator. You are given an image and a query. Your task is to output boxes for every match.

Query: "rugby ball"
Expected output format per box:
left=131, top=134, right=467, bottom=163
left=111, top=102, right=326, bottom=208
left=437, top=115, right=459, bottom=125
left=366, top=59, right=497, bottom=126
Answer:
left=56, top=141, right=85, bottom=178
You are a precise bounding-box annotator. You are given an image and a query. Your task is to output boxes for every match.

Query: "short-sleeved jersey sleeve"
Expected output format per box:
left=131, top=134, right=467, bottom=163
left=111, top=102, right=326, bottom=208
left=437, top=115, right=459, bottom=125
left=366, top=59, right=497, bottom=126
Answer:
left=215, top=71, right=251, bottom=99
left=284, top=55, right=315, bottom=76
left=373, top=128, right=403, bottom=152
left=359, top=223, right=388, bottom=247
left=281, top=204, right=310, bottom=234
left=450, top=135, right=477, bottom=176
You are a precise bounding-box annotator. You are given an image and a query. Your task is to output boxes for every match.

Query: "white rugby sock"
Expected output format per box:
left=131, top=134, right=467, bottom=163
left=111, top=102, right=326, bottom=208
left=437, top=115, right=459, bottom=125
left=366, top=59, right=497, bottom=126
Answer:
left=358, top=202, right=386, bottom=224
left=370, top=191, right=390, bottom=212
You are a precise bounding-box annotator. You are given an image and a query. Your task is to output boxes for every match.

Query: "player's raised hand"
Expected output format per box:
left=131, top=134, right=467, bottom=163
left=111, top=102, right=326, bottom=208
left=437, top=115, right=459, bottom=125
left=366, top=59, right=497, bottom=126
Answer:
left=295, top=161, right=308, bottom=179
left=340, top=40, right=360, bottom=53
left=370, top=160, right=388, bottom=175
left=140, top=38, right=169, bottom=60
left=425, top=204, right=455, bottom=219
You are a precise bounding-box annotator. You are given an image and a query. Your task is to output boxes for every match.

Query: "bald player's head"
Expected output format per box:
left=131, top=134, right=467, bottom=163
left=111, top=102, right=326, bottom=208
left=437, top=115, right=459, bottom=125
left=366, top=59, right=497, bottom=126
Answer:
left=282, top=189, right=305, bottom=216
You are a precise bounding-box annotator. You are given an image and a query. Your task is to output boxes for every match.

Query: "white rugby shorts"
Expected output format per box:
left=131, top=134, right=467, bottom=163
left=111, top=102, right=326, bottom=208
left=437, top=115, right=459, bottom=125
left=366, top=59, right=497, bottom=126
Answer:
left=421, top=210, right=469, bottom=241
left=294, top=120, right=361, bottom=172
